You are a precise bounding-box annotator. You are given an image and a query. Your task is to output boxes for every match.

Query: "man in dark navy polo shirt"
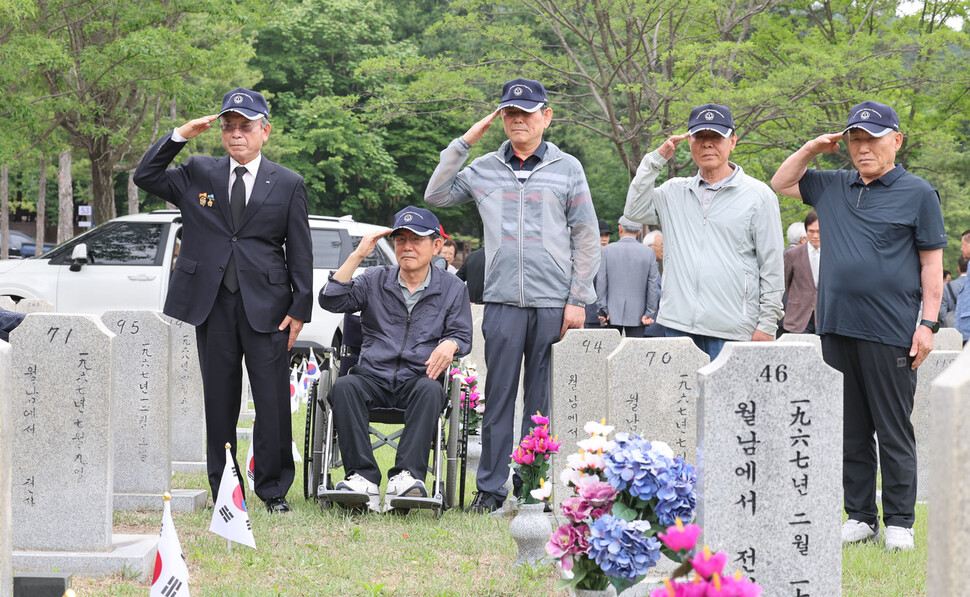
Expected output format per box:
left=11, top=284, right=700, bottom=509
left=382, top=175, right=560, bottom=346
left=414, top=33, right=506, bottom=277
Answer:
left=772, top=100, right=946, bottom=553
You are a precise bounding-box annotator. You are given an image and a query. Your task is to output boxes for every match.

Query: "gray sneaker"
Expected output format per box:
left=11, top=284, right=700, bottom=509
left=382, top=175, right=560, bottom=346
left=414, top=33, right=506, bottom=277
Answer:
left=383, top=471, right=426, bottom=512
left=335, top=473, right=381, bottom=512
left=841, top=519, right=879, bottom=545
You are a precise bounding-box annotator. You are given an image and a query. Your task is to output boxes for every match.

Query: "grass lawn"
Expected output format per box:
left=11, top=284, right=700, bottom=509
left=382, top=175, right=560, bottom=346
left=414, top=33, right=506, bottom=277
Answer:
left=70, top=410, right=928, bottom=596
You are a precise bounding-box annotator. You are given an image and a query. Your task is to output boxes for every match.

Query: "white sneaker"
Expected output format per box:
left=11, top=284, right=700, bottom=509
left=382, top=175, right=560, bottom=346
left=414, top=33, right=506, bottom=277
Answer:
left=841, top=519, right=879, bottom=545
left=884, top=526, right=915, bottom=551
left=383, top=471, right=427, bottom=511
left=335, top=473, right=381, bottom=512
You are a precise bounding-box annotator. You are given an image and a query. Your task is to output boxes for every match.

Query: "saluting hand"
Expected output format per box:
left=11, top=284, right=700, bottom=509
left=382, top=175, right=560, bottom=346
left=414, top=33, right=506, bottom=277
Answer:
left=353, top=228, right=393, bottom=259
left=803, top=132, right=844, bottom=156
left=176, top=115, right=220, bottom=140
left=657, top=133, right=689, bottom=160
left=461, top=111, right=500, bottom=147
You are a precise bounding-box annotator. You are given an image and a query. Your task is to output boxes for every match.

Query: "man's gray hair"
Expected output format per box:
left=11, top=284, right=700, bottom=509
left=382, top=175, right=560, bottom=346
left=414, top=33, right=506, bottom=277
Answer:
left=787, top=221, right=806, bottom=246
left=220, top=115, right=270, bottom=128
left=642, top=230, right=662, bottom=247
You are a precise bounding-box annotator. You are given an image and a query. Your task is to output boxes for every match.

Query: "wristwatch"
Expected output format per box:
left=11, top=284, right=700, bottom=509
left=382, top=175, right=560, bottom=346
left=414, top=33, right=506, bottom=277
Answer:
left=919, top=319, right=940, bottom=333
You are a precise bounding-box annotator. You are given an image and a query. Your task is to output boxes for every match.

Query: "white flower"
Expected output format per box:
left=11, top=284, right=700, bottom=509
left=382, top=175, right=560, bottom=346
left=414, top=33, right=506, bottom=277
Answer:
left=577, top=435, right=613, bottom=453
left=530, top=479, right=552, bottom=501
left=566, top=450, right=606, bottom=471
left=560, top=467, right=584, bottom=487
left=584, top=420, right=615, bottom=436
left=650, top=440, right=674, bottom=460
left=474, top=403, right=485, bottom=413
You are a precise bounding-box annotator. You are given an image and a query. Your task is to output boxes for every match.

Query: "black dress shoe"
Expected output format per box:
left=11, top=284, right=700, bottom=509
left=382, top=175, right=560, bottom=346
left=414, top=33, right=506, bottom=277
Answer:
left=264, top=496, right=291, bottom=513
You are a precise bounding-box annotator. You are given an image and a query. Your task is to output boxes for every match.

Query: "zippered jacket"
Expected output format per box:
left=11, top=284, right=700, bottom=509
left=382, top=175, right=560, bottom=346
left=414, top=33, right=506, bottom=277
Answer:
left=624, top=150, right=784, bottom=340
left=319, top=266, right=472, bottom=390
left=425, top=138, right=600, bottom=308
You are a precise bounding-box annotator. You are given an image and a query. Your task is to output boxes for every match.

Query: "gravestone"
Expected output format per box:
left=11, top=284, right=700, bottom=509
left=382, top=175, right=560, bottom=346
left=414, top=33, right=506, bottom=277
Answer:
left=5, top=299, right=53, bottom=314
left=9, top=314, right=156, bottom=578
left=607, top=337, right=709, bottom=463
left=1, top=342, right=11, bottom=597
left=0, top=297, right=14, bottom=311
left=162, top=316, right=207, bottom=472
left=911, top=350, right=959, bottom=501
left=550, top=328, right=622, bottom=506
left=928, top=346, right=970, bottom=595
left=776, top=333, right=822, bottom=356
left=467, top=304, right=486, bottom=384
left=935, top=327, right=963, bottom=351
left=697, top=342, right=842, bottom=596
left=102, top=312, right=205, bottom=512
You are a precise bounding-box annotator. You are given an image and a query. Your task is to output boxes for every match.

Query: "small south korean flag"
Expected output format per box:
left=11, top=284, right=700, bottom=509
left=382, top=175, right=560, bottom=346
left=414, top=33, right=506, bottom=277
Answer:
left=289, top=365, right=300, bottom=413
left=151, top=492, right=190, bottom=597
left=306, top=347, right=322, bottom=381
left=209, top=444, right=256, bottom=549
left=245, top=439, right=256, bottom=492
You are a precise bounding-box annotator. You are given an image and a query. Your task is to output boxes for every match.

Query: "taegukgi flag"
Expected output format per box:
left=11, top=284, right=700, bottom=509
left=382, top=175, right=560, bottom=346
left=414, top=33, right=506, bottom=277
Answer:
left=209, top=444, right=256, bottom=549
left=151, top=492, right=191, bottom=597
left=245, top=439, right=255, bottom=492
left=289, top=365, right=300, bottom=413
left=307, top=347, right=321, bottom=381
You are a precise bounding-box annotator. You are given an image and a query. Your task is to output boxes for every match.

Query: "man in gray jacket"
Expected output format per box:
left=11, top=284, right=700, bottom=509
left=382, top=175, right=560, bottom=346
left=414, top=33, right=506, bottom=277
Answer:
left=425, top=78, right=600, bottom=513
left=624, top=103, right=784, bottom=359
left=596, top=216, right=660, bottom=337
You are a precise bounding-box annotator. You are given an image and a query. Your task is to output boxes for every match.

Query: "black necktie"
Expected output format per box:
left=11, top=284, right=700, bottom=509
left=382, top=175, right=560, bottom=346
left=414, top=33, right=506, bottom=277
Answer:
left=223, top=166, right=247, bottom=292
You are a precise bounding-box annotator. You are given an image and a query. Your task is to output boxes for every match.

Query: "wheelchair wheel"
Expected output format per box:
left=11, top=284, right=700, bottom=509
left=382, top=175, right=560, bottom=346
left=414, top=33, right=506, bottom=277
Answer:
left=303, top=371, right=329, bottom=500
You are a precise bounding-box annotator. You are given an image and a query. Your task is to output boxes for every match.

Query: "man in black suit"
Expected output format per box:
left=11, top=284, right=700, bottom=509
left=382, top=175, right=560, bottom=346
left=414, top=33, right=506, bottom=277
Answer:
left=134, top=88, right=313, bottom=513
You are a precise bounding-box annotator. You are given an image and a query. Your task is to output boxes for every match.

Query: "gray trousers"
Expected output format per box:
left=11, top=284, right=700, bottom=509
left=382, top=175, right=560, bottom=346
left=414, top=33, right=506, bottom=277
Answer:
left=477, top=303, right=562, bottom=499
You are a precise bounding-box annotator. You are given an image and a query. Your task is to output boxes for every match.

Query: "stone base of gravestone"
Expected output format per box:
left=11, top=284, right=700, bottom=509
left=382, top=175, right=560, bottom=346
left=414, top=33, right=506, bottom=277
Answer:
left=1, top=342, right=11, bottom=597
left=935, top=327, right=963, bottom=351
left=113, top=488, right=207, bottom=512
left=911, top=350, right=960, bottom=501
left=12, top=534, right=157, bottom=580
left=697, top=342, right=842, bottom=597
left=776, top=333, right=822, bottom=355
left=928, top=346, right=970, bottom=595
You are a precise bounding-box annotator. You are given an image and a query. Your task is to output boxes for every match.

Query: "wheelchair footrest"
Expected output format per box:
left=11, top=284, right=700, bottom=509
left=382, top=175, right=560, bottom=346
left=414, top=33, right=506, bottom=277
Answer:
left=389, top=495, right=442, bottom=510
left=318, top=489, right=372, bottom=506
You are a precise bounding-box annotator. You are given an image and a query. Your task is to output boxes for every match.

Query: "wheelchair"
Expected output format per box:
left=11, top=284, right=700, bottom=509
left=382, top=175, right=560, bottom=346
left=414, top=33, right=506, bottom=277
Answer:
left=303, top=316, right=467, bottom=515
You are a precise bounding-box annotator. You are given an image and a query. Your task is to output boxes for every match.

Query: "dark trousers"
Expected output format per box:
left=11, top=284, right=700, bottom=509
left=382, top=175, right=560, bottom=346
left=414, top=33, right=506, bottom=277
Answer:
left=479, top=303, right=562, bottom=499
left=329, top=373, right=445, bottom=485
left=607, top=324, right=645, bottom=338
left=196, top=285, right=293, bottom=503
left=821, top=334, right=917, bottom=528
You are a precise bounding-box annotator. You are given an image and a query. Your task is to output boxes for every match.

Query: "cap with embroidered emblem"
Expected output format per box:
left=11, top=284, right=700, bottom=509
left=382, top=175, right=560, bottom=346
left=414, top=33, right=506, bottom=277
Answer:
left=843, top=100, right=899, bottom=137
left=496, top=79, right=548, bottom=113
left=687, top=103, right=735, bottom=137
left=391, top=206, right=440, bottom=237
left=218, top=87, right=269, bottom=121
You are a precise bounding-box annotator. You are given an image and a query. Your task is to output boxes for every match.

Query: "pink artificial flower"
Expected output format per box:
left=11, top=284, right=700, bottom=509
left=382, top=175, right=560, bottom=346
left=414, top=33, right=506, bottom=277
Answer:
left=690, top=546, right=727, bottom=580
left=649, top=579, right=708, bottom=597
left=723, top=571, right=762, bottom=597
left=532, top=425, right=550, bottom=441
left=588, top=503, right=614, bottom=520
left=519, top=435, right=537, bottom=451
left=464, top=376, right=477, bottom=385
left=450, top=367, right=461, bottom=377
left=545, top=523, right=590, bottom=570
left=546, top=435, right=563, bottom=453
left=560, top=497, right=593, bottom=523
left=511, top=447, right=535, bottom=465
left=469, top=391, right=481, bottom=402
left=658, top=517, right=703, bottom=553
left=578, top=480, right=617, bottom=506
left=531, top=412, right=550, bottom=426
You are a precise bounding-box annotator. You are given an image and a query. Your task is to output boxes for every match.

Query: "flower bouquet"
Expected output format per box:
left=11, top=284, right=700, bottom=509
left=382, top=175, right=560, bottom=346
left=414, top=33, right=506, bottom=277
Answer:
left=510, top=412, right=562, bottom=504
left=450, top=363, right=483, bottom=435
left=547, top=421, right=697, bottom=594
left=650, top=518, right=763, bottom=597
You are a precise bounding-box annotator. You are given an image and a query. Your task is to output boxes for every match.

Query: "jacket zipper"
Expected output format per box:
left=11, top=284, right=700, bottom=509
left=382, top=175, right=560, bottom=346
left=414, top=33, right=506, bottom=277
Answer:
left=393, top=312, right=412, bottom=388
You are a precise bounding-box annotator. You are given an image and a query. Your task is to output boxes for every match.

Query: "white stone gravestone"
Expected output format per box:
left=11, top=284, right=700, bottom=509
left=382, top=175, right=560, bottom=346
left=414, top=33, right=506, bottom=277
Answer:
left=607, top=337, right=709, bottom=463
left=9, top=314, right=156, bottom=578
left=776, top=333, right=822, bottom=356
left=550, top=328, right=622, bottom=507
left=935, top=327, right=963, bottom=351
left=4, top=299, right=53, bottom=314
left=0, top=342, right=11, bottom=597
left=928, top=344, right=970, bottom=595
left=102, top=311, right=206, bottom=512
left=697, top=342, right=842, bottom=596
left=162, top=316, right=207, bottom=472
left=911, top=350, right=959, bottom=501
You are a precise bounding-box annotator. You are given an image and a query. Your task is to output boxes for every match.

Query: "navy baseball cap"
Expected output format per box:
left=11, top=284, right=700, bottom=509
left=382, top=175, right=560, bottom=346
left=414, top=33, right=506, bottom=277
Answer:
left=496, top=79, right=548, bottom=113
left=843, top=100, right=899, bottom=137
left=687, top=103, right=735, bottom=137
left=391, top=206, right=440, bottom=237
left=218, top=88, right=269, bottom=121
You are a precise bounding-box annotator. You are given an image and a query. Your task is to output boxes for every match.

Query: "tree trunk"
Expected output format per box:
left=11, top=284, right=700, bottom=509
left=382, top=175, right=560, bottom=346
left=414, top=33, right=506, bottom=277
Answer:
left=58, top=150, right=74, bottom=243
left=128, top=170, right=139, bottom=214
left=1, top=165, right=8, bottom=260
left=89, top=144, right=117, bottom=225
left=36, top=154, right=47, bottom=255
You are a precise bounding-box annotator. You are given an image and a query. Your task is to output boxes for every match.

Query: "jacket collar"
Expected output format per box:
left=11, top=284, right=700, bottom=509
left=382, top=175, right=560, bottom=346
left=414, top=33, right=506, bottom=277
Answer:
left=688, top=162, right=743, bottom=194
left=383, top=264, right=442, bottom=301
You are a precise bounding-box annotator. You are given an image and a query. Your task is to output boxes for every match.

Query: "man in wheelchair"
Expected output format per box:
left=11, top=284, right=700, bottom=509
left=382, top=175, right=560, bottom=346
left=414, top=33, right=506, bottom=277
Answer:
left=319, top=206, right=473, bottom=512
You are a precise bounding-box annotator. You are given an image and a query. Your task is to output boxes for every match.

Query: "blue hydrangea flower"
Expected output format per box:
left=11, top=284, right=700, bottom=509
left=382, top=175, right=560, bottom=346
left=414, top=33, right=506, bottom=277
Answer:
left=587, top=514, right=661, bottom=580
left=654, top=458, right=697, bottom=526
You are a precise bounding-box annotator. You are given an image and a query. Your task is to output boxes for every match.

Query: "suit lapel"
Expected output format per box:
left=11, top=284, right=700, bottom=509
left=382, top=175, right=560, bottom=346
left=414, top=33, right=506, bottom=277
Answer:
left=208, top=157, right=233, bottom=229
left=238, top=158, right=278, bottom=230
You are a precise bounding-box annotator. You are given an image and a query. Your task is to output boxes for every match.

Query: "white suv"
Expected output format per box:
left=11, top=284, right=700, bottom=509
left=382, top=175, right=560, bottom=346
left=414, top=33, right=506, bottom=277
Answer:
left=0, top=210, right=395, bottom=356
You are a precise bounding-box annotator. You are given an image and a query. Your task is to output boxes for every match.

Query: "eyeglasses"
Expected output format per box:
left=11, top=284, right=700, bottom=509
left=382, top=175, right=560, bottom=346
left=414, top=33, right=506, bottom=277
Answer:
left=392, top=235, right=432, bottom=247
left=220, top=122, right=261, bottom=134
